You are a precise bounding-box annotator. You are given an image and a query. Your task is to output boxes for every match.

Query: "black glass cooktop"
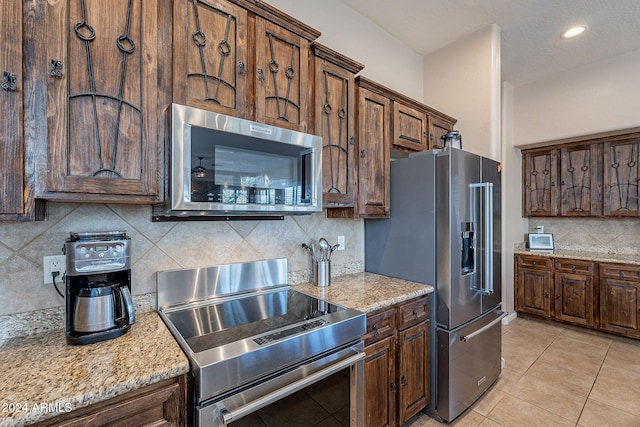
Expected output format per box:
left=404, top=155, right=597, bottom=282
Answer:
left=165, top=289, right=343, bottom=353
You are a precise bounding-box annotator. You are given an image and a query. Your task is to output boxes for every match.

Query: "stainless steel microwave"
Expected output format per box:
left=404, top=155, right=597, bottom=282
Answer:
left=157, top=104, right=322, bottom=218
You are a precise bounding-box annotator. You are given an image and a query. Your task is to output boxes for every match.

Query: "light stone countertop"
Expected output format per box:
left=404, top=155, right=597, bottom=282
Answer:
left=514, top=248, right=640, bottom=266
left=0, top=311, right=189, bottom=426
left=293, top=272, right=434, bottom=313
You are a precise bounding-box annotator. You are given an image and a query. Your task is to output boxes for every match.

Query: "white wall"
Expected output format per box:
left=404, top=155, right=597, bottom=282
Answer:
left=501, top=82, right=529, bottom=316
left=266, top=0, right=424, bottom=101
left=513, top=48, right=640, bottom=147
left=423, top=25, right=501, bottom=161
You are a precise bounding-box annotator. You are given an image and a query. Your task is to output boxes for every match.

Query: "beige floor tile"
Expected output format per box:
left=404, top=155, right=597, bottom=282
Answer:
left=525, top=359, right=596, bottom=398
left=501, top=345, right=540, bottom=374
left=508, top=373, right=585, bottom=423
left=449, top=410, right=487, bottom=427
left=537, top=345, right=604, bottom=377
left=546, top=333, right=609, bottom=360
left=578, top=398, right=640, bottom=427
left=507, top=318, right=565, bottom=336
left=501, top=329, right=555, bottom=355
left=558, top=327, right=613, bottom=348
left=605, top=339, right=640, bottom=374
left=478, top=419, right=505, bottom=427
left=471, top=387, right=507, bottom=417
left=486, top=394, right=575, bottom=427
left=491, top=367, right=521, bottom=393
left=590, top=373, right=640, bottom=416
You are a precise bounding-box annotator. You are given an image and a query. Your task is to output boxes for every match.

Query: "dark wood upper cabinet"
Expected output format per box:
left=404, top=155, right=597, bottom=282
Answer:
left=559, top=143, right=602, bottom=217
left=44, top=0, right=166, bottom=203
left=429, top=115, right=454, bottom=150
left=392, top=103, right=428, bottom=152
left=603, top=137, right=640, bottom=217
left=173, top=0, right=249, bottom=118
left=0, top=0, right=26, bottom=218
left=522, top=148, right=560, bottom=217
left=312, top=43, right=364, bottom=208
left=355, top=78, right=391, bottom=218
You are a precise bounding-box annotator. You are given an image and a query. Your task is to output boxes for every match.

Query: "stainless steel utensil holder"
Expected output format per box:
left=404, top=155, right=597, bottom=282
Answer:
left=314, top=261, right=331, bottom=287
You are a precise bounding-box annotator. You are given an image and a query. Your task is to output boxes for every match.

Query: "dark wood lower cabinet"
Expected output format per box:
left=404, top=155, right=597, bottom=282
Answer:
left=515, top=255, right=640, bottom=340
left=364, top=295, right=430, bottom=427
left=34, top=376, right=186, bottom=427
left=599, top=263, right=640, bottom=339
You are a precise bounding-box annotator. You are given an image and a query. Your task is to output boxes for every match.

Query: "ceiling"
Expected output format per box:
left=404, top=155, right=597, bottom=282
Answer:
left=337, top=0, right=640, bottom=86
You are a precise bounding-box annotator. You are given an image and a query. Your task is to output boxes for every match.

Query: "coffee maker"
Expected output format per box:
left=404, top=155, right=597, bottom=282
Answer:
left=64, top=231, right=135, bottom=345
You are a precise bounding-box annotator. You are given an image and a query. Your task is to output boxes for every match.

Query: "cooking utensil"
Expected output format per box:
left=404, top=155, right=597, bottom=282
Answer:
left=318, top=238, right=330, bottom=261
left=301, top=242, right=317, bottom=262
left=327, top=244, right=340, bottom=261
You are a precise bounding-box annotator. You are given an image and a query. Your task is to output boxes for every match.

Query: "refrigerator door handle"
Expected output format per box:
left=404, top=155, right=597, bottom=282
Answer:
left=470, top=182, right=494, bottom=295
left=459, top=311, right=506, bottom=342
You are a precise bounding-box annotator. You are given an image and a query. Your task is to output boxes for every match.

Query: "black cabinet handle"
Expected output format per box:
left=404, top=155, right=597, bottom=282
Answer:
left=412, top=309, right=418, bottom=320
left=390, top=382, right=397, bottom=393
left=372, top=323, right=378, bottom=337
left=1, top=71, right=17, bottom=91
left=49, top=59, right=63, bottom=77
left=400, top=375, right=407, bottom=386
left=544, top=291, right=549, bottom=298
left=238, top=62, right=247, bottom=75
left=556, top=294, right=561, bottom=300
left=257, top=68, right=265, bottom=80
left=360, top=149, right=365, bottom=158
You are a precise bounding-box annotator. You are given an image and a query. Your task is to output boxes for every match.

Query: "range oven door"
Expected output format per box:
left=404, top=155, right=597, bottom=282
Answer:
left=197, top=341, right=364, bottom=427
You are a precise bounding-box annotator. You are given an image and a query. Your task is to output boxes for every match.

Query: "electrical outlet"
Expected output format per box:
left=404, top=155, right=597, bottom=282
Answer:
left=337, top=235, right=345, bottom=251
left=43, top=255, right=66, bottom=285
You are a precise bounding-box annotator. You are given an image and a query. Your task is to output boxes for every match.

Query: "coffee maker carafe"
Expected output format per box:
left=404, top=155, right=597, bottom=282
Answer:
left=65, top=231, right=135, bottom=345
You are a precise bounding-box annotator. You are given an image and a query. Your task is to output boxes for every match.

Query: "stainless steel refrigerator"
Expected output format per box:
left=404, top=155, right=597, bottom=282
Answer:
left=365, top=147, right=504, bottom=422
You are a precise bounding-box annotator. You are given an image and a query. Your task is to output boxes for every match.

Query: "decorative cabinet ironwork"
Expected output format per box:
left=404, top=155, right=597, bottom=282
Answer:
left=363, top=295, right=430, bottom=427
left=312, top=43, right=363, bottom=208
left=603, top=137, right=640, bottom=217
left=599, top=263, right=640, bottom=339
left=173, top=0, right=248, bottom=118
left=173, top=0, right=318, bottom=133
left=0, top=0, right=25, bottom=218
left=560, top=144, right=602, bottom=216
left=522, top=133, right=640, bottom=218
left=45, top=0, right=166, bottom=203
left=522, top=148, right=560, bottom=217
left=515, top=255, right=553, bottom=318
left=553, top=259, right=595, bottom=327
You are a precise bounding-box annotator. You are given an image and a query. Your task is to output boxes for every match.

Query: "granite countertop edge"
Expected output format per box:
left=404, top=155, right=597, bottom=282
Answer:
left=292, top=271, right=434, bottom=313
left=0, top=311, right=190, bottom=426
left=514, top=248, right=640, bottom=266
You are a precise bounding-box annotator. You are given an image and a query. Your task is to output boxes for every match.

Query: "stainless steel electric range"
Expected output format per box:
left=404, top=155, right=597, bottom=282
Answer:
left=157, top=258, right=366, bottom=427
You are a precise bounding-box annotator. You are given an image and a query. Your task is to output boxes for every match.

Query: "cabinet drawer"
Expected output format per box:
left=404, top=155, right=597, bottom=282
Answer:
left=397, top=296, right=430, bottom=330
left=554, top=259, right=595, bottom=275
left=600, top=263, right=640, bottom=281
left=517, top=256, right=551, bottom=270
left=364, top=308, right=396, bottom=346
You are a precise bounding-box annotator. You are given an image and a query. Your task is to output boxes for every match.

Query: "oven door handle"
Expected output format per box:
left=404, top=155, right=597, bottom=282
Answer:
left=213, top=347, right=364, bottom=425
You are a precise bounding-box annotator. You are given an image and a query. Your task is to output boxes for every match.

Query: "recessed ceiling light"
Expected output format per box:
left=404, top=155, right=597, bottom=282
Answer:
left=561, top=25, right=588, bottom=39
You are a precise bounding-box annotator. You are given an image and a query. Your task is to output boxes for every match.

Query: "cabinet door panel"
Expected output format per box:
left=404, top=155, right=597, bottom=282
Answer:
left=429, top=115, right=453, bottom=150
left=46, top=0, right=161, bottom=200
left=392, top=103, right=427, bottom=152
left=554, top=272, right=594, bottom=327
left=364, top=337, right=396, bottom=427
left=173, top=0, right=248, bottom=117
left=560, top=144, right=602, bottom=216
left=255, top=18, right=310, bottom=132
left=315, top=59, right=356, bottom=206
left=516, top=268, right=552, bottom=317
left=523, top=149, right=559, bottom=216
left=397, top=321, right=429, bottom=425
left=603, top=139, right=640, bottom=217
left=0, top=0, right=24, bottom=215
left=600, top=278, right=640, bottom=338
left=356, top=87, right=390, bottom=217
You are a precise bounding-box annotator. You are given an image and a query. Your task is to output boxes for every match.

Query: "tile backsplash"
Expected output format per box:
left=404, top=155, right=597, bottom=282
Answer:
left=0, top=203, right=363, bottom=318
left=528, top=218, right=640, bottom=255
